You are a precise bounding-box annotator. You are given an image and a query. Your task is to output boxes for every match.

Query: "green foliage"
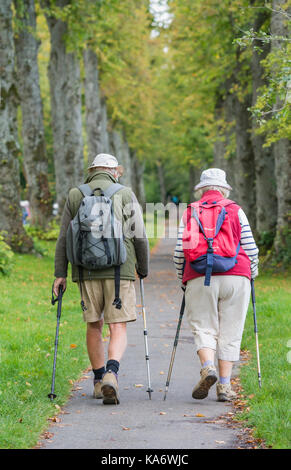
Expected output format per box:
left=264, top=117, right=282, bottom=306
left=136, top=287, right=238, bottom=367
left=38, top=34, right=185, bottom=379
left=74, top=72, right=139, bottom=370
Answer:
left=24, top=219, right=60, bottom=241
left=240, top=273, right=291, bottom=448
left=0, top=233, right=14, bottom=276
left=257, top=230, right=276, bottom=255
left=235, top=6, right=291, bottom=145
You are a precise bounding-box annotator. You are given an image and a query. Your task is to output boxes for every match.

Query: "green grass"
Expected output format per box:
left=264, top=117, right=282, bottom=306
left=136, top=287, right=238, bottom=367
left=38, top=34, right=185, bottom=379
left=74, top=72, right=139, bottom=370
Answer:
left=0, top=218, right=159, bottom=449
left=2, top=227, right=289, bottom=449
left=239, top=273, right=291, bottom=449
left=0, top=241, right=91, bottom=449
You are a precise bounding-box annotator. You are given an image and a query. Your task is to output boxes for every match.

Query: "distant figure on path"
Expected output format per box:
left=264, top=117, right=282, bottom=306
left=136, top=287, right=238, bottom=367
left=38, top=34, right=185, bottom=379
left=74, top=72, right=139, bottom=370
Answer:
left=53, top=154, right=149, bottom=405
left=174, top=168, right=259, bottom=402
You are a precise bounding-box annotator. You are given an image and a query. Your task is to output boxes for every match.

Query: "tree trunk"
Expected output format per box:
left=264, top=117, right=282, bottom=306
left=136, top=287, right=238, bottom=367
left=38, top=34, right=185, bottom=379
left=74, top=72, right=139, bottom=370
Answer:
left=100, top=97, right=110, bottom=153
left=109, top=129, right=133, bottom=187
left=14, top=0, right=52, bottom=228
left=251, top=9, right=277, bottom=235
left=131, top=152, right=146, bottom=207
left=45, top=0, right=84, bottom=214
left=83, top=47, right=102, bottom=166
left=0, top=0, right=33, bottom=252
left=189, top=164, right=197, bottom=202
left=213, top=81, right=239, bottom=202
left=271, top=0, right=291, bottom=262
left=233, top=91, right=256, bottom=229
left=156, top=161, right=167, bottom=205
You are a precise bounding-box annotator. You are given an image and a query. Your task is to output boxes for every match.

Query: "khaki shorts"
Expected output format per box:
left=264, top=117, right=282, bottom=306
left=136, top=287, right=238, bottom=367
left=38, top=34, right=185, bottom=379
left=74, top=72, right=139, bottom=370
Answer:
left=185, top=275, right=251, bottom=361
left=77, top=279, right=137, bottom=324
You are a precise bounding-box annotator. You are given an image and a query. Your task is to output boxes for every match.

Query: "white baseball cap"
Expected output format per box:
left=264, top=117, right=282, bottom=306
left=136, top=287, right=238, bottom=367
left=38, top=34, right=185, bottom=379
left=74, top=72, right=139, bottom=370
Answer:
left=88, top=153, right=120, bottom=170
left=194, top=168, right=232, bottom=191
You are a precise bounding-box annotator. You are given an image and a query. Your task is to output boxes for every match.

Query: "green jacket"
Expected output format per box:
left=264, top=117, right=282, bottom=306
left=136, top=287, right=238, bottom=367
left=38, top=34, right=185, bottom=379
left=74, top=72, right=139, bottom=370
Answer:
left=54, top=170, right=149, bottom=282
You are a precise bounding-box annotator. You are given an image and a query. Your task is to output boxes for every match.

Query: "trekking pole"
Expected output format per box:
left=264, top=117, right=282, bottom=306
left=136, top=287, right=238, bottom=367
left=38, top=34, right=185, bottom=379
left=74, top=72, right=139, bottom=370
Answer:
left=140, top=278, right=153, bottom=400
left=251, top=279, right=262, bottom=389
left=163, top=294, right=185, bottom=401
left=48, top=284, right=63, bottom=401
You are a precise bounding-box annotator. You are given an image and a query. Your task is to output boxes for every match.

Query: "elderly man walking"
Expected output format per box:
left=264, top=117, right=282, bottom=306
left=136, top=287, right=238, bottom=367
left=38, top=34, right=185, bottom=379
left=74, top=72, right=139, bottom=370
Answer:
left=53, top=154, right=149, bottom=405
left=174, top=168, right=259, bottom=402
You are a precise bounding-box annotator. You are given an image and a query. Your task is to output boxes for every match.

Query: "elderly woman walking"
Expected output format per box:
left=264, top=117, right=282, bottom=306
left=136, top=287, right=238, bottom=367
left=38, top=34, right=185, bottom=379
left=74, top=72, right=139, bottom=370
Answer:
left=173, top=168, right=259, bottom=402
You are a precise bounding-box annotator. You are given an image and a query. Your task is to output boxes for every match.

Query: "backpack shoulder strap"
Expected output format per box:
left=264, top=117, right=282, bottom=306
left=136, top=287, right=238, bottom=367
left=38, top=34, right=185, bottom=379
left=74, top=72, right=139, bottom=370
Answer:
left=103, top=183, right=125, bottom=199
left=78, top=184, right=94, bottom=197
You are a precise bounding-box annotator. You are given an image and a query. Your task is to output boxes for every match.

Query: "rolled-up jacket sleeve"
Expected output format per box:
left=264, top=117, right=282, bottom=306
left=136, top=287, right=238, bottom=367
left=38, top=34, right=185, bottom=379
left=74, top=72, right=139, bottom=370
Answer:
left=54, top=198, right=72, bottom=278
left=126, top=191, right=149, bottom=277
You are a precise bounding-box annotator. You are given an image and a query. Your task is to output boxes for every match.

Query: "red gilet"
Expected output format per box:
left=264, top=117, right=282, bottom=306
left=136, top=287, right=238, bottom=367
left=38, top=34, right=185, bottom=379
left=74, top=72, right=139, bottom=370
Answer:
left=182, top=191, right=251, bottom=284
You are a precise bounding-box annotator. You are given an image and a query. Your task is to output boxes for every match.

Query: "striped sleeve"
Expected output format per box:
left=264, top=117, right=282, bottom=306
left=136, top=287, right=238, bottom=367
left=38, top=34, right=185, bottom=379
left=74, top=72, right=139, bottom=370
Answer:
left=173, top=217, right=185, bottom=282
left=238, top=208, right=259, bottom=279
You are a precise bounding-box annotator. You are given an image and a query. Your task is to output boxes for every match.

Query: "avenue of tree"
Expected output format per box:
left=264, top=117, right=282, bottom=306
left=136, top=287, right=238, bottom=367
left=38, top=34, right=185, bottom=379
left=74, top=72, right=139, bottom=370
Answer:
left=0, top=0, right=290, bottom=266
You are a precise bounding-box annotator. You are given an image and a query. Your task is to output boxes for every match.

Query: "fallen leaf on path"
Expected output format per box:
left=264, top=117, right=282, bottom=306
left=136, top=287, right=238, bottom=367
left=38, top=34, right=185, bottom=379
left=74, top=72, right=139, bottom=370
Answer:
left=122, top=426, right=130, bottom=431
left=159, top=412, right=166, bottom=415
left=43, top=432, right=54, bottom=440
left=136, top=304, right=142, bottom=308
left=195, top=413, right=205, bottom=418
left=159, top=371, right=165, bottom=375
left=134, top=384, right=144, bottom=388
left=215, top=440, right=225, bottom=444
left=48, top=416, right=60, bottom=423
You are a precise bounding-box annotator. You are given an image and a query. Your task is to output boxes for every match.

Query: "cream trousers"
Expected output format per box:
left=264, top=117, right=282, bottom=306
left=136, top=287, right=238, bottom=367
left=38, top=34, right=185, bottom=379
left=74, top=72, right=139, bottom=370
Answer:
left=185, top=275, right=251, bottom=361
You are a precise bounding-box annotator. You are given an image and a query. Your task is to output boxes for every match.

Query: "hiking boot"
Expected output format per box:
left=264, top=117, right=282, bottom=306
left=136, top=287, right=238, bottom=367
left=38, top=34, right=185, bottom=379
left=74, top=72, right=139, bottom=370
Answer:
left=101, top=370, right=120, bottom=405
left=93, top=379, right=103, bottom=399
left=192, top=365, right=218, bottom=400
left=216, top=382, right=237, bottom=402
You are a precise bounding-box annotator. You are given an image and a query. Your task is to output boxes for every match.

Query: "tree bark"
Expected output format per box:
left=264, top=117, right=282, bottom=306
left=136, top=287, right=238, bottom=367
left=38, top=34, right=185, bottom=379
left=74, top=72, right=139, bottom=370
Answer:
left=109, top=129, right=133, bottom=187
left=100, top=97, right=110, bottom=153
left=131, top=152, right=146, bottom=207
left=83, top=47, right=102, bottom=166
left=189, top=164, right=197, bottom=202
left=271, top=0, right=291, bottom=261
left=14, top=0, right=52, bottom=228
left=213, top=81, right=239, bottom=202
left=233, top=91, right=256, bottom=229
left=0, top=0, right=33, bottom=252
left=45, top=0, right=84, bottom=214
left=251, top=8, right=277, bottom=235
left=156, top=161, right=167, bottom=205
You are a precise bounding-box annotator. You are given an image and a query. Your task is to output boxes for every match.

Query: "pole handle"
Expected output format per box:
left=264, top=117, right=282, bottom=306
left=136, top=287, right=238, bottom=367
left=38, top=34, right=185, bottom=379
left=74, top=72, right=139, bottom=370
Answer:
left=51, top=283, right=63, bottom=305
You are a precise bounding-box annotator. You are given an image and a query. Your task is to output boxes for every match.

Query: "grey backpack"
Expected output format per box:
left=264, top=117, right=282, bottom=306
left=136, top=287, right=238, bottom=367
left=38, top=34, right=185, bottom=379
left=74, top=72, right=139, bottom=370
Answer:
left=66, top=182, right=127, bottom=310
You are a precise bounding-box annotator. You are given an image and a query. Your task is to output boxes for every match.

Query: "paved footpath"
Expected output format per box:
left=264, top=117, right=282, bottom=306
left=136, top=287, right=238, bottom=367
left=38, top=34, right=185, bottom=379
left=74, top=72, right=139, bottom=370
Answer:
left=42, top=238, right=241, bottom=449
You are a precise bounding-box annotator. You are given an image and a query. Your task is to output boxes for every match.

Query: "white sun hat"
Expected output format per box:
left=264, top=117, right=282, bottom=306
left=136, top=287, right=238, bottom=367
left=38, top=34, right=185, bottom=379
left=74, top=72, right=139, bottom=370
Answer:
left=88, top=153, right=120, bottom=170
left=194, top=168, right=232, bottom=191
